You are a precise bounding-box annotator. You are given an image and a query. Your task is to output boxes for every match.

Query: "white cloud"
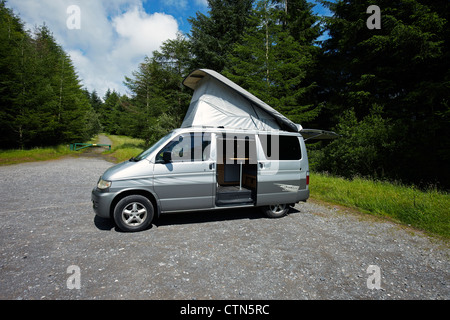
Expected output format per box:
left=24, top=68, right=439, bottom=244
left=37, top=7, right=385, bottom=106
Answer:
left=112, top=6, right=178, bottom=59
left=7, top=0, right=179, bottom=98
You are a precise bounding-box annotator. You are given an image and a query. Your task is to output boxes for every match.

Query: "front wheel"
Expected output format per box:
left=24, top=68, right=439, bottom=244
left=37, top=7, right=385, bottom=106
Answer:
left=113, top=195, right=154, bottom=232
left=261, top=204, right=289, bottom=218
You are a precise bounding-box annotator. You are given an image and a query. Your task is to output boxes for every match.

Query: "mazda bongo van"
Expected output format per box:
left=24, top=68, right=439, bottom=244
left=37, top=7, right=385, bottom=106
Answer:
left=91, top=69, right=338, bottom=232
left=91, top=127, right=310, bottom=232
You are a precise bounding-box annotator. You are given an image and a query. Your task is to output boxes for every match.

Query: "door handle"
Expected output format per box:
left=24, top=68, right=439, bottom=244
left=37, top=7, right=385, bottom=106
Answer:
left=209, top=162, right=215, bottom=170
left=259, top=162, right=264, bottom=169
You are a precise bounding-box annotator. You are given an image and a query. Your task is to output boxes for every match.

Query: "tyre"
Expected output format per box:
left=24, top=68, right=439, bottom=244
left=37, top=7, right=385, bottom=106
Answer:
left=261, top=204, right=289, bottom=218
left=113, top=195, right=154, bottom=232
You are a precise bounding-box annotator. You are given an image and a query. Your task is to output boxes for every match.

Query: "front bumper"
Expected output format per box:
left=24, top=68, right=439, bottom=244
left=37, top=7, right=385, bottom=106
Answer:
left=91, top=188, right=116, bottom=219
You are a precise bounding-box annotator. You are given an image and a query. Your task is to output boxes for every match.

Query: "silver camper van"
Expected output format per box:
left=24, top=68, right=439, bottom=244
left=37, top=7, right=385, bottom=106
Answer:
left=92, top=69, right=336, bottom=232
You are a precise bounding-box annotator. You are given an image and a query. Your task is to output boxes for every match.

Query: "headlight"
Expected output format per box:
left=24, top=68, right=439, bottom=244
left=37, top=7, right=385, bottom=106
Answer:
left=97, top=178, right=112, bottom=190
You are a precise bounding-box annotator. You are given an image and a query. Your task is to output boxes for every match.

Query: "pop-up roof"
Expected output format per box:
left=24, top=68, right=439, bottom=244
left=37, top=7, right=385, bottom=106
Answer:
left=182, top=69, right=300, bottom=132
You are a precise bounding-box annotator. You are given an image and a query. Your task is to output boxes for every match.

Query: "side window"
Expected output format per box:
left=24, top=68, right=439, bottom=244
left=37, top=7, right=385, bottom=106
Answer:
left=259, top=135, right=301, bottom=160
left=156, top=133, right=211, bottom=163
left=280, top=136, right=301, bottom=160
left=172, top=135, right=191, bottom=160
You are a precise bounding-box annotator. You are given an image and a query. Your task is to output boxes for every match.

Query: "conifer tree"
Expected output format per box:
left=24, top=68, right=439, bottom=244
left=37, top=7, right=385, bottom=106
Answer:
left=0, top=1, right=34, bottom=148
left=0, top=2, right=95, bottom=148
left=122, top=35, right=193, bottom=146
left=317, top=0, right=450, bottom=187
left=225, top=0, right=322, bottom=124
left=188, top=0, right=253, bottom=72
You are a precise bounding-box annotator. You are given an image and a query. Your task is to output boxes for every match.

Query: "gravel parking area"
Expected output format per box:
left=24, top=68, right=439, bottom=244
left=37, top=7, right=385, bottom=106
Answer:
left=0, top=156, right=448, bottom=300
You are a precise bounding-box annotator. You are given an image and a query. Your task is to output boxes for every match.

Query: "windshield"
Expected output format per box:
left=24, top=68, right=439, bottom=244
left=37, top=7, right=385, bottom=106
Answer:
left=133, top=132, right=174, bottom=161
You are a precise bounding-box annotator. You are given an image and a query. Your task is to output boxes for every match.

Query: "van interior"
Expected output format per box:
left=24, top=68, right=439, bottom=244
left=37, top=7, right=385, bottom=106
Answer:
left=216, top=136, right=257, bottom=206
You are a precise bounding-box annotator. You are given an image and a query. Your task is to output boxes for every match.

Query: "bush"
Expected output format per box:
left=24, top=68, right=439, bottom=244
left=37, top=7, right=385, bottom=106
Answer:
left=314, top=105, right=395, bottom=179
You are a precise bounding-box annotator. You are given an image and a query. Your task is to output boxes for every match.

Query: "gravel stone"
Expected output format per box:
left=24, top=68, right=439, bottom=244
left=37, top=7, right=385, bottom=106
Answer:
left=0, top=156, right=448, bottom=300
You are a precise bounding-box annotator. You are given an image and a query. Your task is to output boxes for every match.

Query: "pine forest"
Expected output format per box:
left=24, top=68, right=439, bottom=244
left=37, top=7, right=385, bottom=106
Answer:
left=0, top=0, right=449, bottom=189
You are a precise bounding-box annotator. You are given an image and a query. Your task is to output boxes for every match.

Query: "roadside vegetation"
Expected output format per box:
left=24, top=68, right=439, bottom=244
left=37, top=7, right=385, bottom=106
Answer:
left=310, top=172, right=450, bottom=239
left=0, top=134, right=102, bottom=165
left=0, top=134, right=145, bottom=165
left=102, top=134, right=145, bottom=163
left=0, top=145, right=72, bottom=166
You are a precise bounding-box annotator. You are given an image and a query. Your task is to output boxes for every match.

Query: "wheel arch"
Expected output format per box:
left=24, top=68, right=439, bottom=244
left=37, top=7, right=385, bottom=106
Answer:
left=110, top=189, right=160, bottom=219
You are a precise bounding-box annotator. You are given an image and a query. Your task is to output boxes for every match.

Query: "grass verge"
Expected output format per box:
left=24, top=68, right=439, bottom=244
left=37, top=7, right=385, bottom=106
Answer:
left=0, top=145, right=72, bottom=166
left=310, top=172, right=450, bottom=239
left=102, top=134, right=145, bottom=163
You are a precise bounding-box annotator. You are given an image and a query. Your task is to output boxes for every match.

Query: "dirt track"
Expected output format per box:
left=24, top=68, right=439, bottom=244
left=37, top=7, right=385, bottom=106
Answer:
left=0, top=153, right=448, bottom=300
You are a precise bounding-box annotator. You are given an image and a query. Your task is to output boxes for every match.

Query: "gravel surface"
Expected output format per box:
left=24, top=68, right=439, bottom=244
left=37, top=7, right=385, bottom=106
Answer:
left=0, top=155, right=448, bottom=300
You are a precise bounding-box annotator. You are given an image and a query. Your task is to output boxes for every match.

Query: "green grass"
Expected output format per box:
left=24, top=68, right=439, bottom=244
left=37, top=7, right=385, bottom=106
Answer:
left=310, top=172, right=450, bottom=238
left=102, top=134, right=145, bottom=163
left=0, top=134, right=145, bottom=166
left=0, top=145, right=72, bottom=165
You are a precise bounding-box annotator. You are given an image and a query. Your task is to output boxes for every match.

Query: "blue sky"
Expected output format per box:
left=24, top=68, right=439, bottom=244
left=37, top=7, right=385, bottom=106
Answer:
left=6, top=0, right=331, bottom=98
left=146, top=0, right=209, bottom=34
left=148, top=1, right=332, bottom=35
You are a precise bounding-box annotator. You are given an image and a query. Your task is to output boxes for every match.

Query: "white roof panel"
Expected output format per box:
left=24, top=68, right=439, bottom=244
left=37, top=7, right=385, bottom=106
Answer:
left=182, top=69, right=300, bottom=132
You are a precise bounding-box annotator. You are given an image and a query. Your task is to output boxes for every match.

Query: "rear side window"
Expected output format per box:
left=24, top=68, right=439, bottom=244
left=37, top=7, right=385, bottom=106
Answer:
left=259, top=135, right=301, bottom=160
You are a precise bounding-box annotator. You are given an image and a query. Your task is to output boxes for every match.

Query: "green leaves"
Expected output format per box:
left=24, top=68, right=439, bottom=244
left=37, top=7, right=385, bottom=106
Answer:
left=188, top=0, right=254, bottom=72
left=315, top=105, right=395, bottom=179
left=224, top=0, right=322, bottom=125
left=114, top=35, right=192, bottom=147
left=0, top=3, right=93, bottom=148
left=315, top=0, right=450, bottom=188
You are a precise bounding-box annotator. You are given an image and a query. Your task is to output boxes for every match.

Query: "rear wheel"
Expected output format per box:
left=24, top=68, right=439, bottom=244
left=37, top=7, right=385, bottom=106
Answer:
left=113, top=195, right=154, bottom=232
left=261, top=204, right=289, bottom=218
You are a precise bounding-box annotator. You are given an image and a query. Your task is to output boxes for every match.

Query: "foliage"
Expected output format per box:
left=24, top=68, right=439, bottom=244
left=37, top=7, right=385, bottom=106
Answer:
left=120, top=34, right=192, bottom=147
left=0, top=2, right=98, bottom=149
left=0, top=145, right=72, bottom=165
left=188, top=0, right=254, bottom=72
left=313, top=105, right=395, bottom=178
left=101, top=134, right=145, bottom=163
left=224, top=0, right=322, bottom=124
left=310, top=172, right=450, bottom=238
left=90, top=33, right=192, bottom=148
left=1, top=0, right=449, bottom=191
left=315, top=0, right=450, bottom=189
